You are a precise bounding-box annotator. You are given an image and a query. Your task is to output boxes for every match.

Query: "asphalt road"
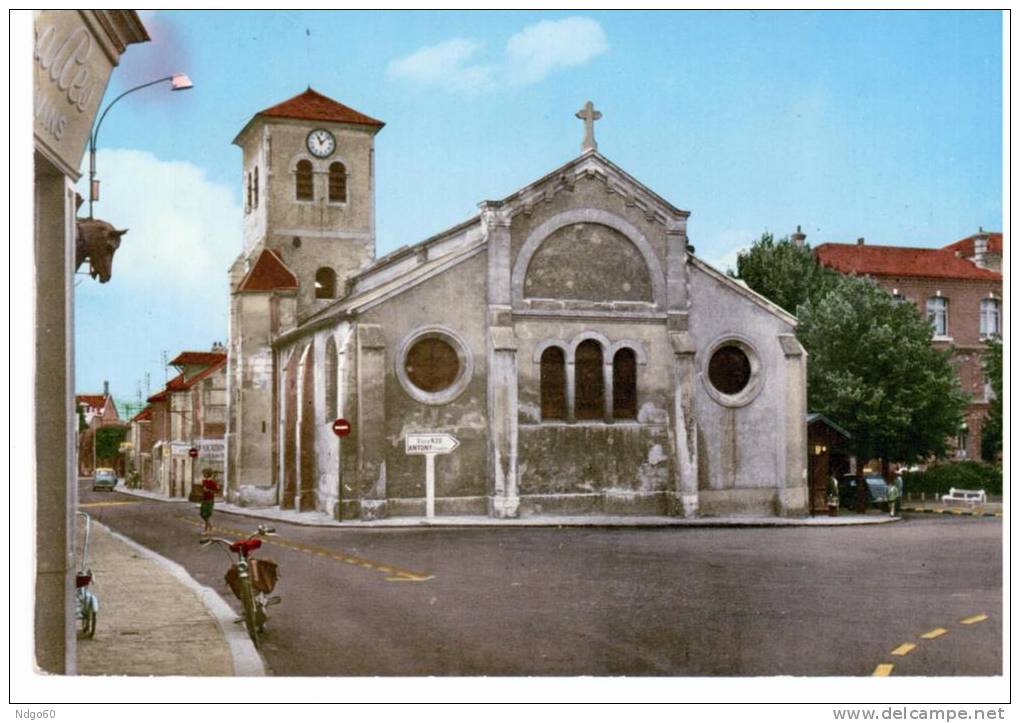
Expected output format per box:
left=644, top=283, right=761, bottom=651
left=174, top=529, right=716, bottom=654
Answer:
left=78, top=480, right=1002, bottom=677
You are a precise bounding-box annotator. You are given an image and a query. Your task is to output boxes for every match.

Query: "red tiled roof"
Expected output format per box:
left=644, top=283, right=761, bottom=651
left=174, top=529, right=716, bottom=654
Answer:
left=171, top=351, right=226, bottom=367
left=943, top=231, right=1003, bottom=258
left=131, top=407, right=152, bottom=423
left=814, top=243, right=1002, bottom=281
left=180, top=357, right=226, bottom=388
left=165, top=373, right=188, bottom=392
left=147, top=389, right=168, bottom=403
left=256, top=88, right=384, bottom=128
left=76, top=394, right=107, bottom=409
left=238, top=248, right=299, bottom=292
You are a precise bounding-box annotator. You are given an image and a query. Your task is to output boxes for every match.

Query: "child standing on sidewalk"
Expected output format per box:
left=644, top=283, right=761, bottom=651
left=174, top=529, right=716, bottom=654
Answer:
left=886, top=481, right=901, bottom=518
left=199, top=469, right=220, bottom=534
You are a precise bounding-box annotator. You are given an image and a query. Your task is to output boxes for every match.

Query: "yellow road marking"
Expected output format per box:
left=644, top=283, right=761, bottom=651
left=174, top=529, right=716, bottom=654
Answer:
left=873, top=663, right=894, bottom=676
left=180, top=516, right=433, bottom=583
left=890, top=643, right=916, bottom=656
left=960, top=614, right=988, bottom=625
left=79, top=500, right=140, bottom=507
left=920, top=627, right=948, bottom=639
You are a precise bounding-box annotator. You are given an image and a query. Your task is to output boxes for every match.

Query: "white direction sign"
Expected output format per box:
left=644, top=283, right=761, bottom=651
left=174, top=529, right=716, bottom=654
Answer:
left=405, top=433, right=460, bottom=519
left=405, top=433, right=459, bottom=456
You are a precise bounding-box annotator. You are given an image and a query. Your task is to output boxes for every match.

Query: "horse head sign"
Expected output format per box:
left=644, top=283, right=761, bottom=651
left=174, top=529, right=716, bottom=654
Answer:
left=75, top=217, right=127, bottom=283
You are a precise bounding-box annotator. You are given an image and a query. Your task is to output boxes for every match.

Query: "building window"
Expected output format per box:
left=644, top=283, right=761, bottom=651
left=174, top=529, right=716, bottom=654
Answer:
left=891, top=292, right=906, bottom=304
left=574, top=340, right=604, bottom=421
left=956, top=425, right=969, bottom=459
left=927, top=297, right=948, bottom=337
left=324, top=337, right=338, bottom=422
left=612, top=348, right=637, bottom=419
left=315, top=267, right=336, bottom=299
left=540, top=347, right=567, bottom=420
left=980, top=298, right=1000, bottom=337
left=296, top=159, right=314, bottom=201
left=253, top=166, right=259, bottom=208
left=396, top=327, right=474, bottom=406
left=246, top=172, right=252, bottom=213
left=708, top=345, right=752, bottom=395
left=328, top=162, right=347, bottom=203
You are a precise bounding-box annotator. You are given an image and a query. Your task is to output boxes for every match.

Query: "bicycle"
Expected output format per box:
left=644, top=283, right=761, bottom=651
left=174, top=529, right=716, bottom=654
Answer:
left=200, top=524, right=281, bottom=649
left=75, top=511, right=99, bottom=638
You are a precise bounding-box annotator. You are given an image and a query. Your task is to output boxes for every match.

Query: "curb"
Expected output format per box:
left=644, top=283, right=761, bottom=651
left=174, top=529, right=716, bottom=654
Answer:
left=903, top=506, right=1003, bottom=518
left=97, top=521, right=266, bottom=677
left=109, top=485, right=898, bottom=529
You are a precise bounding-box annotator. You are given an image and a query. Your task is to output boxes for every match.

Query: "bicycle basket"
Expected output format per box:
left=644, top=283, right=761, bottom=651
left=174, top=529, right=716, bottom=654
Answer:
left=249, top=558, right=279, bottom=594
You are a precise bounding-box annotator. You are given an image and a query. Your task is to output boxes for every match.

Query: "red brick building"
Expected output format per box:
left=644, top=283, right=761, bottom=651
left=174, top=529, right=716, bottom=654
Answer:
left=814, top=231, right=1003, bottom=460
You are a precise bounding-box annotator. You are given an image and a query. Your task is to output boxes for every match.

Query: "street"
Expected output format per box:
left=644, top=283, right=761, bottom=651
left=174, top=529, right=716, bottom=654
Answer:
left=78, top=481, right=1002, bottom=677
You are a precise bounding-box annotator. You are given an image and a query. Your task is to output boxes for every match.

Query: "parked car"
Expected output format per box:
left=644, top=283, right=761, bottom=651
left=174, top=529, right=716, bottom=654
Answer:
left=93, top=468, right=117, bottom=492
left=839, top=474, right=903, bottom=509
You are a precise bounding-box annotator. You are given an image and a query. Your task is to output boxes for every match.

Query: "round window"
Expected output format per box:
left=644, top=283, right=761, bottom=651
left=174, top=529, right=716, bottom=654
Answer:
left=405, top=337, right=460, bottom=392
left=396, top=327, right=474, bottom=405
left=708, top=345, right=751, bottom=395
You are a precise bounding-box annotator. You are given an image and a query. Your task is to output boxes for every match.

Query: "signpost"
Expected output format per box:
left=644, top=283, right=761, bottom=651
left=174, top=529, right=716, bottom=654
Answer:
left=405, top=433, right=460, bottom=519
left=188, top=447, right=198, bottom=458
left=331, top=419, right=352, bottom=520
left=332, top=418, right=352, bottom=438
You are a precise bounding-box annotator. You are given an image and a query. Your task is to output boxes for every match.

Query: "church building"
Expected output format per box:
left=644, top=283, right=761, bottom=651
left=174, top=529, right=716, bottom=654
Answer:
left=226, top=88, right=809, bottom=520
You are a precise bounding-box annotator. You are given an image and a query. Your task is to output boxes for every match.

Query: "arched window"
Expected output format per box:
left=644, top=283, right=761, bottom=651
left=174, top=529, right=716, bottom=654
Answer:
left=612, top=348, right=637, bottom=419
left=927, top=297, right=948, bottom=337
left=253, top=166, right=259, bottom=208
left=575, top=340, right=604, bottom=421
left=540, top=347, right=566, bottom=420
left=296, top=159, right=314, bottom=201
left=328, top=161, right=347, bottom=203
left=246, top=172, right=252, bottom=212
left=980, top=298, right=1000, bottom=337
left=315, top=267, right=336, bottom=299
left=324, top=336, right=338, bottom=422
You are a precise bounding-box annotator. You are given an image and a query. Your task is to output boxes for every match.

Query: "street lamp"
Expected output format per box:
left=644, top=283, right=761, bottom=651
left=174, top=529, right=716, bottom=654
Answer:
left=87, top=73, right=194, bottom=218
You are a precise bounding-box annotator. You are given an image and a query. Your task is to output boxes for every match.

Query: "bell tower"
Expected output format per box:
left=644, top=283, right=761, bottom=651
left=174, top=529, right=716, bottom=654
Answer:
left=232, top=87, right=385, bottom=321
left=226, top=88, right=384, bottom=503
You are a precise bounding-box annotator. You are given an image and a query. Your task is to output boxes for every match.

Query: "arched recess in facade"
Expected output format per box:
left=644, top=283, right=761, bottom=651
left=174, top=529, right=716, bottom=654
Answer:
left=282, top=350, right=299, bottom=509
left=299, top=344, right=317, bottom=511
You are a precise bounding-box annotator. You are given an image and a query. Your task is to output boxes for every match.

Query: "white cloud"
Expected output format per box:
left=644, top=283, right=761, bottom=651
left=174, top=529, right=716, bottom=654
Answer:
left=505, top=17, right=608, bottom=86
left=386, top=38, right=495, bottom=93
left=388, top=17, right=607, bottom=93
left=83, top=148, right=241, bottom=296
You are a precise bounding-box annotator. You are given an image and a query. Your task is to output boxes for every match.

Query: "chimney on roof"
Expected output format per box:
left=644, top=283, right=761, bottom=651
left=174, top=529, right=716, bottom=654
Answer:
left=791, top=225, right=807, bottom=248
left=211, top=341, right=225, bottom=352
left=857, top=237, right=865, bottom=246
left=103, top=380, right=109, bottom=397
left=973, top=226, right=989, bottom=267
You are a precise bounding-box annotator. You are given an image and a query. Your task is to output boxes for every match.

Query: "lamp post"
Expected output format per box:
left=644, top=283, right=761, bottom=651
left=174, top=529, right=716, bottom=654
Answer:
left=87, top=73, right=193, bottom=218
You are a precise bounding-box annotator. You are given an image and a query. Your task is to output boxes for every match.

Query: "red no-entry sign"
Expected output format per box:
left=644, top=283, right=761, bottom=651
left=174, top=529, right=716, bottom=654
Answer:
left=188, top=447, right=199, bottom=458
left=332, top=418, right=352, bottom=438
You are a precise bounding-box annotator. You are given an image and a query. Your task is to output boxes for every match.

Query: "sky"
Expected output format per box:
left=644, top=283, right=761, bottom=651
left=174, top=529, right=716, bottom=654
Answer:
left=67, top=10, right=1003, bottom=414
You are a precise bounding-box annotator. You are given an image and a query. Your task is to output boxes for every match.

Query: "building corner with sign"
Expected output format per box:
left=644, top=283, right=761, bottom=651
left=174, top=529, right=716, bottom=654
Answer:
left=33, top=10, right=149, bottom=673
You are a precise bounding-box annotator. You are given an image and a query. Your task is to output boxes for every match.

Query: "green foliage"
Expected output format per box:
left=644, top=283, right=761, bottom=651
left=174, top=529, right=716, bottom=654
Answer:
left=729, top=232, right=840, bottom=315
left=796, top=273, right=968, bottom=465
left=981, top=336, right=1002, bottom=462
left=94, top=425, right=128, bottom=461
left=76, top=403, right=87, bottom=433
left=902, top=461, right=1002, bottom=497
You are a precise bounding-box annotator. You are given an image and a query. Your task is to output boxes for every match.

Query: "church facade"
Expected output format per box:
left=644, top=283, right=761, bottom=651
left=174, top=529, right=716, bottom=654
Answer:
left=226, top=89, right=809, bottom=520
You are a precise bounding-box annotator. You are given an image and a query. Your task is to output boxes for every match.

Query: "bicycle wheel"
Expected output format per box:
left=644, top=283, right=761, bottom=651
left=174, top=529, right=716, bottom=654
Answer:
left=81, top=605, right=97, bottom=639
left=239, top=575, right=261, bottom=649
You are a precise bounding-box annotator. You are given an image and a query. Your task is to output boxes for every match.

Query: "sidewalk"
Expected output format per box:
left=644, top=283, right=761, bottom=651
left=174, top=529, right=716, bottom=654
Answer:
left=114, top=484, right=899, bottom=528
left=75, top=520, right=264, bottom=676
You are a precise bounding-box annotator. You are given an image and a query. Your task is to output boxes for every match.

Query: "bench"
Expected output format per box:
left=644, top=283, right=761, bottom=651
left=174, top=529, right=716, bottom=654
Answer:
left=941, top=488, right=987, bottom=507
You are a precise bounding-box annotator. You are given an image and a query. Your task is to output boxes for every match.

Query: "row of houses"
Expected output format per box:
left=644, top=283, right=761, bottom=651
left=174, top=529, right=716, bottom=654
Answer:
left=125, top=344, right=228, bottom=497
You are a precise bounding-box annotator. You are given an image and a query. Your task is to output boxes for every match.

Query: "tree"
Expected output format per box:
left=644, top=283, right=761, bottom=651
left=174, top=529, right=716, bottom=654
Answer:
left=94, top=425, right=128, bottom=463
left=797, top=274, right=968, bottom=473
left=981, top=335, right=1002, bottom=462
left=729, top=232, right=840, bottom=315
